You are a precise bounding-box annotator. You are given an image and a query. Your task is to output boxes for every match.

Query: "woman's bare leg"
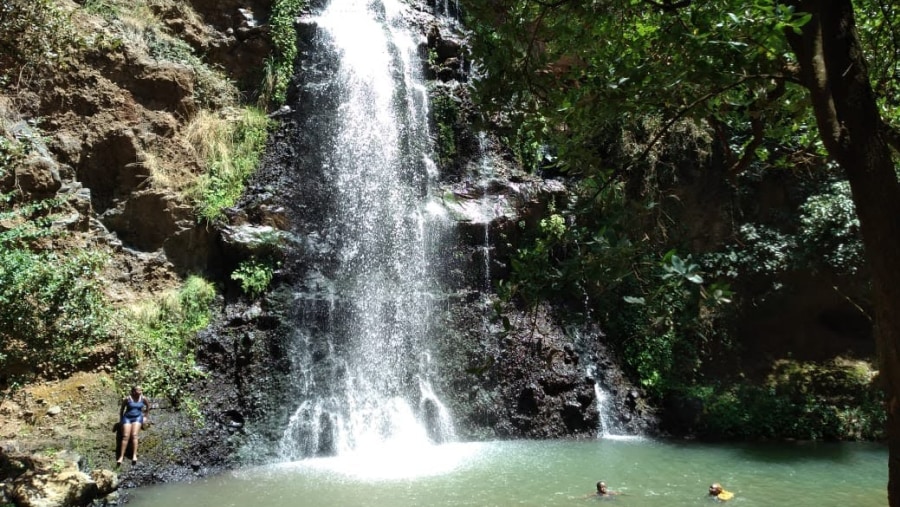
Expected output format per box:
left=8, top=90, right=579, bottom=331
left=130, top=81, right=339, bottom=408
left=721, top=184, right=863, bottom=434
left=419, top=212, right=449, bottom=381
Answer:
left=130, top=422, right=142, bottom=462
left=117, top=423, right=133, bottom=463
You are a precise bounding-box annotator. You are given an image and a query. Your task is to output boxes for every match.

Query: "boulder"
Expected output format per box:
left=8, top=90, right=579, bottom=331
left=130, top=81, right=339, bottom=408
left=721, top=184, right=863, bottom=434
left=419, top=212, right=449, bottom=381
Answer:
left=15, top=154, right=62, bottom=199
left=101, top=190, right=192, bottom=252
left=89, top=469, right=118, bottom=496
left=5, top=453, right=117, bottom=507
left=220, top=224, right=285, bottom=259
left=9, top=467, right=96, bottom=507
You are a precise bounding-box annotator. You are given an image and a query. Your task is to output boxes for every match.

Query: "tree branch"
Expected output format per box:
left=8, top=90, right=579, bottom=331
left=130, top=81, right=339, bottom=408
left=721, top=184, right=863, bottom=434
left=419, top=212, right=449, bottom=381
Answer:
left=582, top=73, right=788, bottom=208
left=728, top=78, right=787, bottom=179
left=641, top=0, right=692, bottom=12
left=532, top=0, right=574, bottom=7
left=783, top=5, right=846, bottom=156
left=882, top=120, right=900, bottom=154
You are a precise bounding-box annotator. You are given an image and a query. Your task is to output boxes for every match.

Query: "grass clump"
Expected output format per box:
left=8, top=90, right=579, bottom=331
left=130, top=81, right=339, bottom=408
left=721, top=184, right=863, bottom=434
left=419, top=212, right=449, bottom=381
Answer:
left=116, top=276, right=216, bottom=422
left=187, top=107, right=271, bottom=223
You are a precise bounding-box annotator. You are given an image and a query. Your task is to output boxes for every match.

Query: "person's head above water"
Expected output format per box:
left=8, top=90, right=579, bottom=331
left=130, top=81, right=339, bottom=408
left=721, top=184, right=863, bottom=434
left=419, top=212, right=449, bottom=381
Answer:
left=597, top=481, right=608, bottom=495
left=709, top=483, right=723, bottom=496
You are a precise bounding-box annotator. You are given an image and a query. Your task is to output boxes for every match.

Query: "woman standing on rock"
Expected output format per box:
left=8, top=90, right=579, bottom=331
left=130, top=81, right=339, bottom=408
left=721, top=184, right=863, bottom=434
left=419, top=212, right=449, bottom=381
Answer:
left=117, top=385, right=150, bottom=466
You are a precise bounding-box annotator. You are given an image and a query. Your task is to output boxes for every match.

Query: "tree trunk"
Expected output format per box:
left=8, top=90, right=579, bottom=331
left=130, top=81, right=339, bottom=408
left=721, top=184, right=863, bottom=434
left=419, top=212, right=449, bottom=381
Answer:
left=786, top=1, right=900, bottom=505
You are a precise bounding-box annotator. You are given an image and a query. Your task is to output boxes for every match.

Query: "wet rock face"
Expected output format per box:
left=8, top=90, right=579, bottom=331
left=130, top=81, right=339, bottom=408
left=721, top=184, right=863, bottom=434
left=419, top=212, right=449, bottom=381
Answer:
left=424, top=23, right=469, bottom=83
left=434, top=301, right=645, bottom=439
left=495, top=332, right=598, bottom=437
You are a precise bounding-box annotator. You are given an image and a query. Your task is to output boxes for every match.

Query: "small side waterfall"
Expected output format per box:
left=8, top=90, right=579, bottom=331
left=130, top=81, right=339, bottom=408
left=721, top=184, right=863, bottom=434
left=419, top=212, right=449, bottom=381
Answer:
left=277, top=0, right=454, bottom=461
left=593, top=380, right=626, bottom=438
left=476, top=133, right=494, bottom=299
left=587, top=363, right=642, bottom=440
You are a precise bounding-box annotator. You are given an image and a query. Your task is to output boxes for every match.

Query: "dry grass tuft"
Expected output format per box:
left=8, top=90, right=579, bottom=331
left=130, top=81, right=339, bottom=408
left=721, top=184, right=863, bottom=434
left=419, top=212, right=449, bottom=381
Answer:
left=143, top=149, right=192, bottom=194
left=184, top=109, right=232, bottom=165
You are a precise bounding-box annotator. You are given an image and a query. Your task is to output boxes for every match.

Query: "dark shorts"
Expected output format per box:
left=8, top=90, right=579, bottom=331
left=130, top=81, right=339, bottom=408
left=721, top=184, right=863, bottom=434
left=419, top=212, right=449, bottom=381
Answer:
left=121, top=414, right=144, bottom=425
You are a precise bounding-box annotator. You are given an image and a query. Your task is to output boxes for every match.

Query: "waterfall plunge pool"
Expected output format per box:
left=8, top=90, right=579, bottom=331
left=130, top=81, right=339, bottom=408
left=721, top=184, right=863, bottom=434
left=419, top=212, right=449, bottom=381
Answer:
left=124, top=438, right=885, bottom=506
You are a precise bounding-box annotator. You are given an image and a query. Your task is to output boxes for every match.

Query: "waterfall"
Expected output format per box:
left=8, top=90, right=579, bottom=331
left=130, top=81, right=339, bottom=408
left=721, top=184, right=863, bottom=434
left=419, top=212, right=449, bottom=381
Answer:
left=277, top=0, right=454, bottom=461
left=587, top=364, right=637, bottom=440
left=434, top=0, right=461, bottom=21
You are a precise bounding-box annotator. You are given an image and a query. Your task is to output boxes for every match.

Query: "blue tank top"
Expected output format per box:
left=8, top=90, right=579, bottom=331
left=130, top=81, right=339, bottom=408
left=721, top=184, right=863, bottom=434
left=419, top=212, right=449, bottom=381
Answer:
left=124, top=396, right=146, bottom=418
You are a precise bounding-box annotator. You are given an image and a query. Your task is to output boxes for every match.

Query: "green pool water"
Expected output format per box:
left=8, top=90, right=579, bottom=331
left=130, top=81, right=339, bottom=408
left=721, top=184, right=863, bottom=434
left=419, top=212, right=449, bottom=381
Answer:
left=124, top=437, right=887, bottom=506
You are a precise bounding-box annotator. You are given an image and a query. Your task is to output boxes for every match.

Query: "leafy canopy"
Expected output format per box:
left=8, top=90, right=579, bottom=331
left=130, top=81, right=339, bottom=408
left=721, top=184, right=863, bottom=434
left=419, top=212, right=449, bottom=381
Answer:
left=461, top=0, right=899, bottom=179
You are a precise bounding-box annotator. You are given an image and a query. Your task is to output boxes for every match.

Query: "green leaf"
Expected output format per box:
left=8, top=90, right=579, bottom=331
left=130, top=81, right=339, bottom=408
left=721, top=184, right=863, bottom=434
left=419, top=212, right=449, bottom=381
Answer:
left=686, top=274, right=704, bottom=284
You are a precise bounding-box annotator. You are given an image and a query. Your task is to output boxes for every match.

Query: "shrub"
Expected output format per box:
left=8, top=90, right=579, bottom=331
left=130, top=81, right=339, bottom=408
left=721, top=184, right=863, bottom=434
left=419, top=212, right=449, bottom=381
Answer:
left=267, top=0, right=307, bottom=107
left=0, top=249, right=111, bottom=379
left=431, top=92, right=459, bottom=168
left=690, top=359, right=884, bottom=440
left=231, top=257, right=276, bottom=298
left=0, top=0, right=82, bottom=79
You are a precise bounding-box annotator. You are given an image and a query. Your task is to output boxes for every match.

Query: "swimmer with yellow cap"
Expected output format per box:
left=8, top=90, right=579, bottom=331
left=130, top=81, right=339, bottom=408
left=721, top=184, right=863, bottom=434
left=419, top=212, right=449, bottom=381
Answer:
left=709, top=483, right=734, bottom=501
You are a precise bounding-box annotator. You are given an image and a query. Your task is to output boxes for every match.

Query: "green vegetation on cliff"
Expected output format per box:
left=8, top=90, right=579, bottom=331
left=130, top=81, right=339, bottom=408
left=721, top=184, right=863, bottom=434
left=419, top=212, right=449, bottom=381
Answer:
left=0, top=0, right=279, bottom=401
left=266, top=0, right=308, bottom=107
left=0, top=112, right=111, bottom=382
left=0, top=248, right=111, bottom=379
left=116, top=276, right=216, bottom=422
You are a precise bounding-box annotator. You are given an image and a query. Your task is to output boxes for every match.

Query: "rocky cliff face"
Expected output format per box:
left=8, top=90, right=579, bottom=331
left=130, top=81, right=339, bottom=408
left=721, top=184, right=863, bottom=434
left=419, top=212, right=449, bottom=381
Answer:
left=0, top=0, right=279, bottom=500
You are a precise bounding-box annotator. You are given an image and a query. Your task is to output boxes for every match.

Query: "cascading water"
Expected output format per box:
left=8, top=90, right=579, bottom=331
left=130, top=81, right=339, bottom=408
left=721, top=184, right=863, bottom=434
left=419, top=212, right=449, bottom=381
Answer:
left=592, top=376, right=625, bottom=438
left=277, top=0, right=454, bottom=462
left=475, top=133, right=494, bottom=308
left=587, top=362, right=641, bottom=440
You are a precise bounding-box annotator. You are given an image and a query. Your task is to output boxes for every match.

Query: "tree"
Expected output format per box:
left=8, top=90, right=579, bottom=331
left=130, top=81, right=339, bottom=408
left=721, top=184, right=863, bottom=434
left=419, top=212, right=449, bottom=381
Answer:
left=784, top=3, right=900, bottom=503
left=460, top=0, right=900, bottom=502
